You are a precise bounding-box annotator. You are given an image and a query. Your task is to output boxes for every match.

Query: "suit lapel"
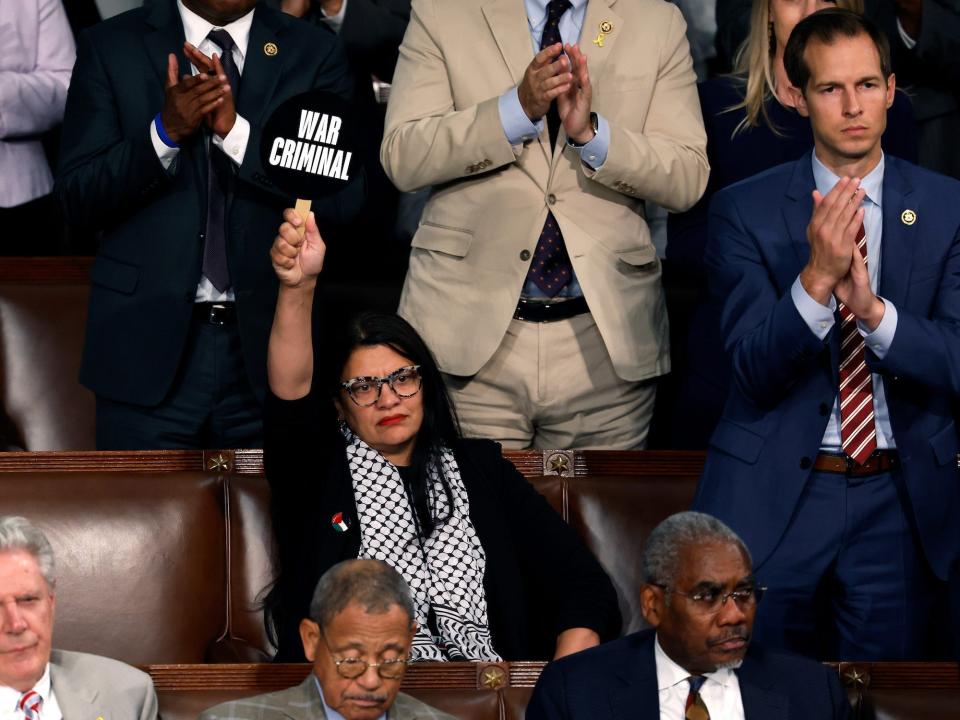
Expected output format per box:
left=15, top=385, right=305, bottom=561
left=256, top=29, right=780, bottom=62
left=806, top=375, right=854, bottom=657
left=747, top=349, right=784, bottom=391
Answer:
left=49, top=653, right=102, bottom=719
left=281, top=675, right=327, bottom=720
left=237, top=4, right=283, bottom=127
left=878, top=157, right=915, bottom=308
left=737, top=653, right=789, bottom=720
left=608, top=632, right=661, bottom=720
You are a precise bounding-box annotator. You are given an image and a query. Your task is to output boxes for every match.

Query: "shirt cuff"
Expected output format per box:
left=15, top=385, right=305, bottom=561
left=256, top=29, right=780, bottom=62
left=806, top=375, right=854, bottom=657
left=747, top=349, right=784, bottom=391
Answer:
left=858, top=297, right=897, bottom=359
left=896, top=17, right=918, bottom=49
left=498, top=87, right=542, bottom=146
left=572, top=112, right=609, bottom=169
left=320, top=0, right=347, bottom=32
left=791, top=275, right=836, bottom=340
left=150, top=118, right=180, bottom=171
left=213, top=114, right=249, bottom=166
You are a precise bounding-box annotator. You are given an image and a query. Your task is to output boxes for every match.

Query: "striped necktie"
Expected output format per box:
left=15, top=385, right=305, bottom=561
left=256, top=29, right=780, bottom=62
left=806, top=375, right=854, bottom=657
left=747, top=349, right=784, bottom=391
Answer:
left=837, top=224, right=878, bottom=466
left=18, top=690, right=42, bottom=720
left=685, top=676, right=709, bottom=720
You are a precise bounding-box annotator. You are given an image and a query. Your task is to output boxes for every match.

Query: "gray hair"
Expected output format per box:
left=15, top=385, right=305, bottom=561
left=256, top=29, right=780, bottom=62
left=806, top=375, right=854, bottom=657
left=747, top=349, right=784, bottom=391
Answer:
left=309, top=559, right=415, bottom=630
left=642, top=512, right=751, bottom=587
left=0, top=516, right=56, bottom=588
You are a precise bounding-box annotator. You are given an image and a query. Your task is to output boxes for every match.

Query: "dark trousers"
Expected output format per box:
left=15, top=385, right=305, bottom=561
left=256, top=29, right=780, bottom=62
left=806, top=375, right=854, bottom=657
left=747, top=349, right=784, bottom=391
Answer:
left=96, top=308, right=262, bottom=449
left=751, top=467, right=950, bottom=660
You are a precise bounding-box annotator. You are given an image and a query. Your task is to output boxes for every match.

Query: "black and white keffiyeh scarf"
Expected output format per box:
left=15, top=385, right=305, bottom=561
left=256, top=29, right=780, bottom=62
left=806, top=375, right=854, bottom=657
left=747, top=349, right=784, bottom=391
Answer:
left=342, top=426, right=502, bottom=661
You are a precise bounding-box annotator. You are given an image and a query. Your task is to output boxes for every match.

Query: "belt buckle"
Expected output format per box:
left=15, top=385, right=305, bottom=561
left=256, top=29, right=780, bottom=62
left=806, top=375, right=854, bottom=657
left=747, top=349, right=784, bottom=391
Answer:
left=209, top=303, right=229, bottom=325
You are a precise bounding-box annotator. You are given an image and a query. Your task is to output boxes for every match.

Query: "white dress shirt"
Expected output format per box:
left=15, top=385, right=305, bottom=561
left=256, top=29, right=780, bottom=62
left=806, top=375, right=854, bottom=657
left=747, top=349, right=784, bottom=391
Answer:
left=149, top=0, right=255, bottom=301
left=790, top=152, right=899, bottom=451
left=0, top=0, right=75, bottom=207
left=0, top=665, right=63, bottom=720
left=655, top=636, right=745, bottom=720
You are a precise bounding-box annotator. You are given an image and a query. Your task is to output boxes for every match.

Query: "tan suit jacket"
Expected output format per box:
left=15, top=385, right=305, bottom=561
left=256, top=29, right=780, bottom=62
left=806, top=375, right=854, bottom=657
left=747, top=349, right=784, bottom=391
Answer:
left=48, top=649, right=158, bottom=720
left=381, top=0, right=708, bottom=380
left=200, top=674, right=459, bottom=719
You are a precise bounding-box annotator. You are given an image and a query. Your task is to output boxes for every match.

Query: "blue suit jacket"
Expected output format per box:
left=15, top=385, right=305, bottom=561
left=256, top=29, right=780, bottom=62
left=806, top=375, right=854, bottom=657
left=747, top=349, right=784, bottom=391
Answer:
left=694, top=153, right=960, bottom=579
left=525, top=629, right=851, bottom=719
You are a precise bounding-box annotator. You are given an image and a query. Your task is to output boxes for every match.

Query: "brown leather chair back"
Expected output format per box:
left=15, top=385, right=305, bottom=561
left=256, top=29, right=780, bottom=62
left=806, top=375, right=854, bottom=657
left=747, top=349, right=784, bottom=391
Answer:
left=0, top=470, right=227, bottom=663
left=0, top=282, right=94, bottom=450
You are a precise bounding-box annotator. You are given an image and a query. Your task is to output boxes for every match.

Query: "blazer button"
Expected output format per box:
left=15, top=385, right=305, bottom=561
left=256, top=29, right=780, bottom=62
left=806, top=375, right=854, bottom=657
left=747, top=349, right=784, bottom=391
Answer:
left=520, top=249, right=531, bottom=261
left=818, top=403, right=830, bottom=416
left=547, top=193, right=557, bottom=205
left=800, top=456, right=812, bottom=470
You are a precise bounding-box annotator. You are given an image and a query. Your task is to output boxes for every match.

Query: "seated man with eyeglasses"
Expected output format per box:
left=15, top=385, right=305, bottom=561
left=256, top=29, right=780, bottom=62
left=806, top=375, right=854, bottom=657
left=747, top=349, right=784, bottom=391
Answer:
left=201, top=559, right=456, bottom=720
left=526, top=512, right=852, bottom=720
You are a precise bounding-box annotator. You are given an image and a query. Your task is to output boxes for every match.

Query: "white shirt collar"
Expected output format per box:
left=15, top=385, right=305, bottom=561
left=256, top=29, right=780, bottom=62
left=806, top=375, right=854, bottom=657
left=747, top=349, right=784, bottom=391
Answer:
left=176, top=0, right=254, bottom=61
left=812, top=151, right=885, bottom=209
left=654, top=634, right=739, bottom=693
left=0, top=664, right=51, bottom=716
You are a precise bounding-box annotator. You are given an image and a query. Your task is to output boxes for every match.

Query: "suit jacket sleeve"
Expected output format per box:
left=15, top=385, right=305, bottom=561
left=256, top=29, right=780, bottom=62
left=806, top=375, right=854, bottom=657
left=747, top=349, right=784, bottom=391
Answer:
left=379, top=0, right=516, bottom=192
left=0, top=0, right=75, bottom=139
left=579, top=3, right=708, bottom=211
left=705, top=187, right=829, bottom=409
left=55, top=29, right=173, bottom=229
left=138, top=674, right=160, bottom=720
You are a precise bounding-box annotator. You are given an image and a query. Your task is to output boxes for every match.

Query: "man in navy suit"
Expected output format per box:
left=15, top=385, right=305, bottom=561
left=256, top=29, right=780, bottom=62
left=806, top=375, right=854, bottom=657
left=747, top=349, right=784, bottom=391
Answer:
left=694, top=8, right=960, bottom=660
left=526, top=512, right=851, bottom=719
left=56, top=0, right=360, bottom=449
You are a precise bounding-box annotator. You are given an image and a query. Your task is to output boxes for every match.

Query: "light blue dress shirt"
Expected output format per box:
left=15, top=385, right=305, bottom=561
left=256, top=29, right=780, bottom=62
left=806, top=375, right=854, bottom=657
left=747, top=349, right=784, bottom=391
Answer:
left=789, top=152, right=899, bottom=451
left=316, top=677, right=386, bottom=720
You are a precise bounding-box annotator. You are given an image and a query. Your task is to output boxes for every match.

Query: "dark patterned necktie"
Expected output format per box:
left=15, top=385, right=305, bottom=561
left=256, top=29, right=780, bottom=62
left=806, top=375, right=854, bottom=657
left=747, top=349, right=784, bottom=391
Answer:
left=542, top=0, right=570, bottom=146
left=202, top=29, right=240, bottom=293
left=685, top=676, right=710, bottom=720
left=526, top=0, right=573, bottom=296
left=837, top=223, right=877, bottom=465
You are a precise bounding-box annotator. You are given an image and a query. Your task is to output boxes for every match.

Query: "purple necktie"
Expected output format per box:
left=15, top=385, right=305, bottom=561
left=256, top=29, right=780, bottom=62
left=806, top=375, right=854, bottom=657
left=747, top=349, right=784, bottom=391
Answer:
left=202, top=29, right=240, bottom=293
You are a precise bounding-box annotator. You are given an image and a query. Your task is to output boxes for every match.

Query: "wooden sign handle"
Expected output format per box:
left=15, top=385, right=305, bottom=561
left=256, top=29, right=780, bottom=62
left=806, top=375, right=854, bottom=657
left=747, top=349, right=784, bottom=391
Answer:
left=294, top=198, right=312, bottom=239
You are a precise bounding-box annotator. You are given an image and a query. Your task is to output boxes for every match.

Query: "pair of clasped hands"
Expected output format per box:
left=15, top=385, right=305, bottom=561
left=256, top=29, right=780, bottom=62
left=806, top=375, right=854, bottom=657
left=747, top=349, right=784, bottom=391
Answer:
left=800, top=177, right=886, bottom=332
left=159, top=43, right=237, bottom=145
left=518, top=42, right=595, bottom=145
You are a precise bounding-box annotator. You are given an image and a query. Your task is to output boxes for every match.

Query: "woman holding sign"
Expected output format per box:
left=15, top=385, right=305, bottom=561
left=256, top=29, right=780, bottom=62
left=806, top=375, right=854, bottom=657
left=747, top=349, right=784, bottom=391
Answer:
left=262, top=209, right=620, bottom=663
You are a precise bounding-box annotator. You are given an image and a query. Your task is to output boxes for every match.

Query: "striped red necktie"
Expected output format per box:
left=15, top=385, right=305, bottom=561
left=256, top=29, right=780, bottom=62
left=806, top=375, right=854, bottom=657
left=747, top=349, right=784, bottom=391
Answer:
left=685, top=676, right=710, bottom=720
left=837, top=224, right=878, bottom=465
left=18, top=690, right=42, bottom=720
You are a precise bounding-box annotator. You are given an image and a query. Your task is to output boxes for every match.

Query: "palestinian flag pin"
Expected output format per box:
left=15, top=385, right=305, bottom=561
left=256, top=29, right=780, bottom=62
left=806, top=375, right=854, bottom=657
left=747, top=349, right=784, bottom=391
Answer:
left=331, top=512, right=349, bottom=532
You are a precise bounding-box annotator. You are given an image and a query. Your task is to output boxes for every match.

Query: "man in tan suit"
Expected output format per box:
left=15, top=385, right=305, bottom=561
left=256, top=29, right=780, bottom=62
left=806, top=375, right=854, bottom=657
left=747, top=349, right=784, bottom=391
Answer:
left=202, top=560, right=457, bottom=720
left=381, top=0, right=707, bottom=449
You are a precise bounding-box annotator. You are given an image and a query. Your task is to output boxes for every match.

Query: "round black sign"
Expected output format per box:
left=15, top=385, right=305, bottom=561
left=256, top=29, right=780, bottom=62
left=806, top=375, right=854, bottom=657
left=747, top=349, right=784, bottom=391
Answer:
left=259, top=90, right=363, bottom=199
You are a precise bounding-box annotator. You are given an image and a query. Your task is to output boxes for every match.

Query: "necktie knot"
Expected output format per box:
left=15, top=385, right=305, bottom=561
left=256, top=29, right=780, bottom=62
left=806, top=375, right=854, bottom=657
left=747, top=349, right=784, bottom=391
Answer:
left=687, top=675, right=707, bottom=693
left=18, top=690, right=42, bottom=720
left=207, top=28, right=236, bottom=56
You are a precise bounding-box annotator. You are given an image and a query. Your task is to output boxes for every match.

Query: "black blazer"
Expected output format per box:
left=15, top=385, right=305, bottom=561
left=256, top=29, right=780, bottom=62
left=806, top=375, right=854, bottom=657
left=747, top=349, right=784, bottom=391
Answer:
left=526, top=629, right=852, bottom=719
left=263, top=391, right=622, bottom=661
left=56, top=0, right=363, bottom=407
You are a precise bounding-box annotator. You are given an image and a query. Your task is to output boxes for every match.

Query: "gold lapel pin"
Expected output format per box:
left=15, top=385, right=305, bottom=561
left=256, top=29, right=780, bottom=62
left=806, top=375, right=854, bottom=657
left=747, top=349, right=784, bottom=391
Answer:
left=264, top=42, right=278, bottom=57
left=901, top=209, right=916, bottom=225
left=593, top=21, right=613, bottom=47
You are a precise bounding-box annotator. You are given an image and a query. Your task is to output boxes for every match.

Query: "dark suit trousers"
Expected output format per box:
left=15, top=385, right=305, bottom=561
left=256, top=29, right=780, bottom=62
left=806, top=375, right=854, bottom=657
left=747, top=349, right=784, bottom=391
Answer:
left=751, top=467, right=951, bottom=660
left=95, top=310, right=262, bottom=449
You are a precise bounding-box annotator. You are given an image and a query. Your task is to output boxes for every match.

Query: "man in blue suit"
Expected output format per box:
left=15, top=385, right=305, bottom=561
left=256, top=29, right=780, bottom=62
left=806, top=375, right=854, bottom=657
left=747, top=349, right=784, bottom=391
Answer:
left=695, top=8, right=960, bottom=660
left=56, top=0, right=361, bottom=449
left=526, top=512, right=851, bottom=719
